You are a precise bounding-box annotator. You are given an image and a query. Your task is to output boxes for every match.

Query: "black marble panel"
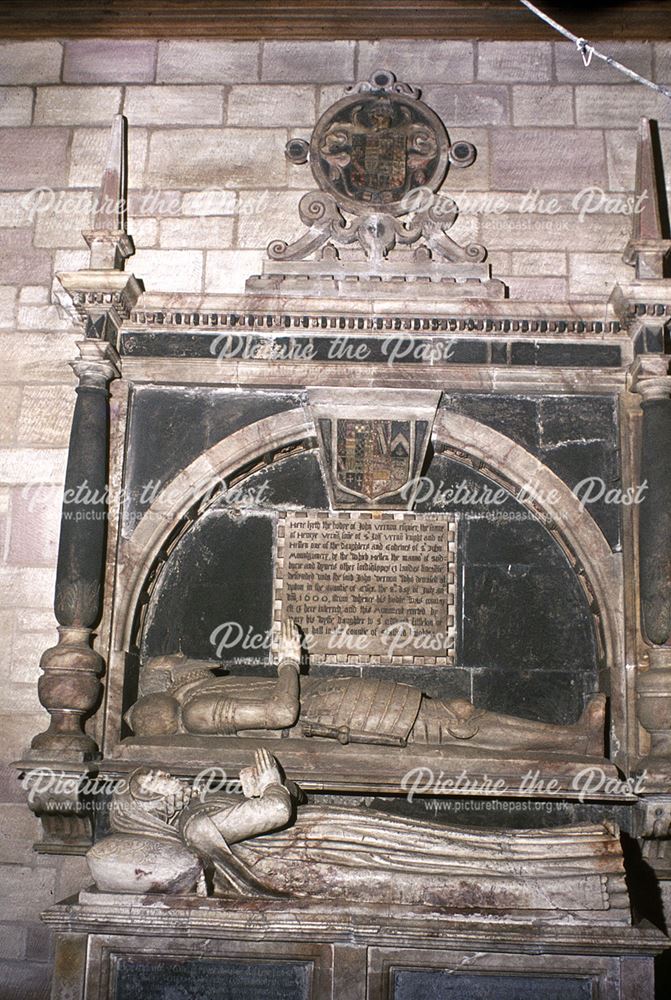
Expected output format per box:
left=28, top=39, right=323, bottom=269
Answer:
left=141, top=452, right=329, bottom=666
left=123, top=387, right=303, bottom=534
left=540, top=440, right=620, bottom=547
left=509, top=341, right=621, bottom=367
left=216, top=450, right=329, bottom=511
left=121, top=330, right=623, bottom=368
left=121, top=331, right=491, bottom=364
left=142, top=510, right=275, bottom=664
left=539, top=395, right=617, bottom=444
left=392, top=970, right=591, bottom=999
left=463, top=560, right=597, bottom=676
left=632, top=325, right=666, bottom=353
left=472, top=668, right=594, bottom=725
left=140, top=450, right=598, bottom=724
left=115, top=957, right=312, bottom=1000
left=490, top=341, right=508, bottom=364
left=462, top=509, right=558, bottom=564
left=440, top=393, right=540, bottom=452
left=439, top=394, right=620, bottom=546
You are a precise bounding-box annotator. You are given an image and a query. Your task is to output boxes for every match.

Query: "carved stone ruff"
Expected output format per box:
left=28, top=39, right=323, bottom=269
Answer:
left=31, top=343, right=118, bottom=760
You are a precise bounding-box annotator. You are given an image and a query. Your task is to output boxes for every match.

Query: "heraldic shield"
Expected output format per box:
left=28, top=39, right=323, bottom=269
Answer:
left=308, top=389, right=441, bottom=510
left=335, top=419, right=413, bottom=501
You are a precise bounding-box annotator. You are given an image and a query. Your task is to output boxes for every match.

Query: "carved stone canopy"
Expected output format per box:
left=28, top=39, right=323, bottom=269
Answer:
left=246, top=70, right=505, bottom=299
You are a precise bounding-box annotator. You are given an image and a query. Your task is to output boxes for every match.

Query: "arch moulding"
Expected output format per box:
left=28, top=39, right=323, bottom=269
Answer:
left=108, top=404, right=625, bottom=756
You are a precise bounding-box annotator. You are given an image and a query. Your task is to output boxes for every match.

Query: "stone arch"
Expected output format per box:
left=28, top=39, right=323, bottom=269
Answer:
left=431, top=408, right=623, bottom=683
left=110, top=404, right=623, bottom=750
left=116, top=405, right=623, bottom=671
left=112, top=406, right=316, bottom=652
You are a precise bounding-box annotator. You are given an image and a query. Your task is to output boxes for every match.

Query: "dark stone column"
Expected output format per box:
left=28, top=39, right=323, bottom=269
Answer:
left=632, top=357, right=671, bottom=776
left=30, top=341, right=119, bottom=760
left=637, top=369, right=671, bottom=646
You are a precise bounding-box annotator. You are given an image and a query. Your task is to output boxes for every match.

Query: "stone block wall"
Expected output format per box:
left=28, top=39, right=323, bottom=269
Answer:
left=0, top=37, right=669, bottom=995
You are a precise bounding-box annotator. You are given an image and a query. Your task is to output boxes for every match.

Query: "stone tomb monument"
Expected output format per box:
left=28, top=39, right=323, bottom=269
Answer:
left=16, top=74, right=671, bottom=998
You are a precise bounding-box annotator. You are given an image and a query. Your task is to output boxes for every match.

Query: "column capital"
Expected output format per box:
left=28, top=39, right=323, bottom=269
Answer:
left=629, top=355, right=671, bottom=402
left=71, top=339, right=120, bottom=390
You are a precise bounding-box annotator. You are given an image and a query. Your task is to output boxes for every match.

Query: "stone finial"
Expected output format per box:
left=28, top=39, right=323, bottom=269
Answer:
left=57, top=115, right=142, bottom=339
left=623, top=117, right=671, bottom=281
left=82, top=114, right=134, bottom=271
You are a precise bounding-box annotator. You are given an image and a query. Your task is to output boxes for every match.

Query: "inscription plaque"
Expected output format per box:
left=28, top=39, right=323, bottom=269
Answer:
left=114, top=957, right=312, bottom=1000
left=273, top=511, right=456, bottom=665
left=392, top=970, right=592, bottom=1000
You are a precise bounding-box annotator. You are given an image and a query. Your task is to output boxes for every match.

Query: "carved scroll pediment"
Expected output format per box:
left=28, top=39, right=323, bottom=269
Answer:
left=246, top=71, right=505, bottom=298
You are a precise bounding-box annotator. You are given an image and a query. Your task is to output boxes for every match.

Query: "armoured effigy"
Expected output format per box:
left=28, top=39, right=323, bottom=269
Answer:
left=127, top=622, right=606, bottom=756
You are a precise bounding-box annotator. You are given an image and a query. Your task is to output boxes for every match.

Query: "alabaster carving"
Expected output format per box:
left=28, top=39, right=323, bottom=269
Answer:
left=127, top=622, right=606, bottom=757
left=88, top=749, right=627, bottom=915
left=246, top=70, right=506, bottom=297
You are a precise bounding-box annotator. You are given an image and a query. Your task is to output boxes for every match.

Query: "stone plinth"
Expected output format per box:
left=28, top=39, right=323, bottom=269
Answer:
left=43, top=892, right=666, bottom=1000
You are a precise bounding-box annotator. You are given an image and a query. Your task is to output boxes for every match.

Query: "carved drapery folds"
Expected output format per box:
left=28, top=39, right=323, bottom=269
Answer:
left=86, top=750, right=631, bottom=921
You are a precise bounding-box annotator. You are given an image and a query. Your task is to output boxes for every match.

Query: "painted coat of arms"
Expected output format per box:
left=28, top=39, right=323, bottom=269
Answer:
left=308, top=389, right=441, bottom=511
left=310, top=77, right=449, bottom=216
left=336, top=419, right=412, bottom=500
left=250, top=71, right=498, bottom=292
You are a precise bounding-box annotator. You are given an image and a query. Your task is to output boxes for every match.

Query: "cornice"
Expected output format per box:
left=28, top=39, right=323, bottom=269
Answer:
left=127, top=292, right=628, bottom=339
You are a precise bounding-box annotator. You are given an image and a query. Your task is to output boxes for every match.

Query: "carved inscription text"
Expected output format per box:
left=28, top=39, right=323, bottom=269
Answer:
left=273, top=511, right=456, bottom=665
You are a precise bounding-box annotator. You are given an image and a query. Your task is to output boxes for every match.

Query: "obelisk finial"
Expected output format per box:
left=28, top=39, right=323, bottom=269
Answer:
left=623, top=117, right=671, bottom=280
left=83, top=114, right=134, bottom=270
left=93, top=112, right=127, bottom=232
